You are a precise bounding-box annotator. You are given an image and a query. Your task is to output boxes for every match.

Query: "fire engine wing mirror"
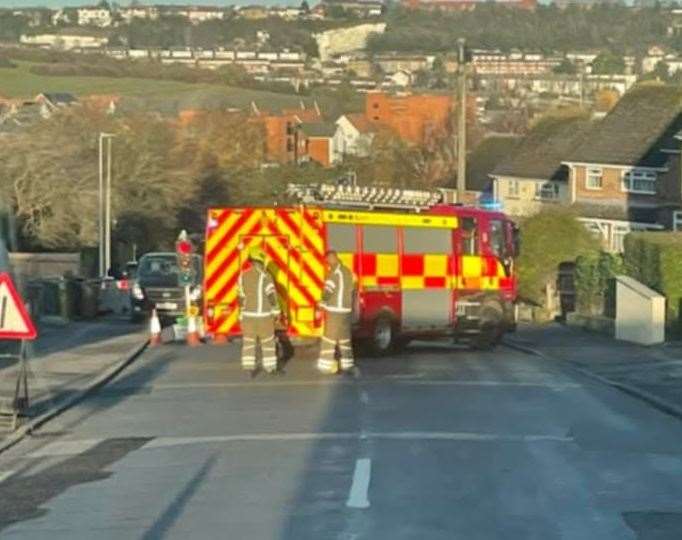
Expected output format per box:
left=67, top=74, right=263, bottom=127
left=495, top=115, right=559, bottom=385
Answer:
left=512, top=224, right=521, bottom=257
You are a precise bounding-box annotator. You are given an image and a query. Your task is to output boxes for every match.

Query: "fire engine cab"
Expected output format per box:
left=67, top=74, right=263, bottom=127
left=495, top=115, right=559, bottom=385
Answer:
left=203, top=183, right=519, bottom=353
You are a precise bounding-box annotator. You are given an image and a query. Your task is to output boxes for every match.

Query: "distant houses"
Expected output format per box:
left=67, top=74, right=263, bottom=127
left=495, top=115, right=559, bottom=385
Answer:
left=491, top=84, right=682, bottom=250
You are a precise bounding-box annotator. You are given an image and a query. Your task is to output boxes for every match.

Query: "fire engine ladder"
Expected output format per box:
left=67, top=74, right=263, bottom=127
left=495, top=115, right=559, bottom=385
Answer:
left=286, top=182, right=457, bottom=212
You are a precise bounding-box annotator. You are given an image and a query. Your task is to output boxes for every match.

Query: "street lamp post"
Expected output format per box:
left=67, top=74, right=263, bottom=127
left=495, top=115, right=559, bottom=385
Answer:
left=456, top=38, right=468, bottom=204
left=98, top=132, right=116, bottom=278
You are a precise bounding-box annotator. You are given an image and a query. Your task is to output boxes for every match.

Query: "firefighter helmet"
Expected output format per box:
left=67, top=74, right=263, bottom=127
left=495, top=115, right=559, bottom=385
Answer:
left=247, top=246, right=266, bottom=264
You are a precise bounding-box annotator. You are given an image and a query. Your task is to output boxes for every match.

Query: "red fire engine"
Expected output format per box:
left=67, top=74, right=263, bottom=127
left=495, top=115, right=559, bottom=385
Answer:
left=203, top=183, right=519, bottom=353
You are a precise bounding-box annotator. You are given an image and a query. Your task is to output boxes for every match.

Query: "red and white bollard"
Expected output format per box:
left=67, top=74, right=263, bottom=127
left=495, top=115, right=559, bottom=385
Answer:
left=149, top=309, right=162, bottom=347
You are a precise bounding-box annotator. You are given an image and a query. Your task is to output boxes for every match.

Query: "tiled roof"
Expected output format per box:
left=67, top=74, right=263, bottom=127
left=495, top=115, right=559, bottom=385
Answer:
left=466, top=134, right=521, bottom=191
left=344, top=113, right=375, bottom=134
left=300, top=122, right=337, bottom=137
left=492, top=112, right=592, bottom=181
left=565, top=83, right=682, bottom=167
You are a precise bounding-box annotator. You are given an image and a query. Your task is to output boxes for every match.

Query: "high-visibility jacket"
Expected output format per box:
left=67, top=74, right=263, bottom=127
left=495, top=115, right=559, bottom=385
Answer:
left=238, top=264, right=280, bottom=318
left=321, top=263, right=354, bottom=314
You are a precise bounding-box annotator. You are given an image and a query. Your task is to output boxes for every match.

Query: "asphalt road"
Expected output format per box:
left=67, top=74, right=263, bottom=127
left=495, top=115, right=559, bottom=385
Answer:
left=1, top=339, right=682, bottom=539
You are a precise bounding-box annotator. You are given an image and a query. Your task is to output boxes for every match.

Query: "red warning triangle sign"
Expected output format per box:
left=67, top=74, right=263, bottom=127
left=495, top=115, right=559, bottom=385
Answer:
left=0, top=273, right=37, bottom=340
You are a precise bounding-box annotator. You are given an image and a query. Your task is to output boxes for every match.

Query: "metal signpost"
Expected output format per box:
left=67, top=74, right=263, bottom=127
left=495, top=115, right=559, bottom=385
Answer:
left=0, top=273, right=38, bottom=431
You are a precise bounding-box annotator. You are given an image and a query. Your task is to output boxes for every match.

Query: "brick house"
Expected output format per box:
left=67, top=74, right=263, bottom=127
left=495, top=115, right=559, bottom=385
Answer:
left=562, top=84, right=682, bottom=250
left=490, top=114, right=591, bottom=217
left=252, top=102, right=324, bottom=165
left=300, top=122, right=339, bottom=167
left=364, top=91, right=454, bottom=146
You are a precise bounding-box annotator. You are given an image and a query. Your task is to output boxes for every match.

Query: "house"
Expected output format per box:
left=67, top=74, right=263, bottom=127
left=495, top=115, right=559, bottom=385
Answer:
left=20, top=33, right=109, bottom=50
left=184, top=6, right=227, bottom=24
left=335, top=113, right=376, bottom=157
left=300, top=122, right=339, bottom=167
left=34, top=93, right=78, bottom=118
left=237, top=5, right=270, bottom=19
left=561, top=83, right=682, bottom=250
left=364, top=91, right=456, bottom=145
left=402, top=0, right=536, bottom=10
left=374, top=54, right=432, bottom=74
left=321, top=0, right=385, bottom=17
left=77, top=6, right=113, bottom=27
left=490, top=114, right=591, bottom=217
left=383, top=70, right=413, bottom=88
left=252, top=102, right=323, bottom=164
left=117, top=6, right=159, bottom=23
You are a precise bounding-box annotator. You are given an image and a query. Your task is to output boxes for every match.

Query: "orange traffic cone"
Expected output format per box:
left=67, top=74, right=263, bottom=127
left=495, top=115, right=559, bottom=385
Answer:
left=212, top=333, right=228, bottom=345
left=150, top=309, right=162, bottom=347
left=186, top=315, right=201, bottom=347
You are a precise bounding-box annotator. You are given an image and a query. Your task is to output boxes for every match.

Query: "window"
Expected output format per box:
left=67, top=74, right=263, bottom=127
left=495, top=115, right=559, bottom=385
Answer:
left=621, top=169, right=656, bottom=194
left=534, top=182, right=560, bottom=200
left=586, top=167, right=603, bottom=190
left=508, top=180, right=519, bottom=198
left=404, top=227, right=452, bottom=254
left=327, top=223, right=357, bottom=253
left=362, top=225, right=397, bottom=253
left=489, top=219, right=506, bottom=257
left=674, top=210, right=682, bottom=231
left=460, top=217, right=479, bottom=255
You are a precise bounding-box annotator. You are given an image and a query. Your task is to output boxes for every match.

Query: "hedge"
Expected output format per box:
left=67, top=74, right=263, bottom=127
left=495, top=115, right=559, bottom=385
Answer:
left=623, top=232, right=682, bottom=329
left=574, top=251, right=623, bottom=317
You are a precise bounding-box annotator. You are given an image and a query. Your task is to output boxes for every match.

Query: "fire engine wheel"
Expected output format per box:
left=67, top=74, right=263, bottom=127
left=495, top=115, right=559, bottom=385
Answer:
left=471, top=303, right=504, bottom=351
left=369, top=315, right=395, bottom=356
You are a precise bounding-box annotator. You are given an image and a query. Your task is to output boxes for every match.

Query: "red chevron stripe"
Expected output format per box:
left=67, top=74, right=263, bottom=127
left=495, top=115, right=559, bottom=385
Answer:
left=266, top=221, right=324, bottom=290
left=206, top=217, right=262, bottom=292
left=279, top=209, right=324, bottom=261
left=206, top=208, right=254, bottom=263
left=262, top=241, right=317, bottom=306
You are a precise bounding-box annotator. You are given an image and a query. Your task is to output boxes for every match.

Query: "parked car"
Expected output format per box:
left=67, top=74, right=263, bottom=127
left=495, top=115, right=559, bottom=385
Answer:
left=130, top=252, right=202, bottom=323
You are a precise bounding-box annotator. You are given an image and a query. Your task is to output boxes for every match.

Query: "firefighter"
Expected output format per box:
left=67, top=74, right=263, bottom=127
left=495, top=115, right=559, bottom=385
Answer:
left=317, top=250, right=355, bottom=375
left=238, top=247, right=280, bottom=375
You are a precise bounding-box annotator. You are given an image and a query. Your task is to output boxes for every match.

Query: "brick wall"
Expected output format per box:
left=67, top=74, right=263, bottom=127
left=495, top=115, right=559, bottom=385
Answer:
left=307, top=137, right=332, bottom=167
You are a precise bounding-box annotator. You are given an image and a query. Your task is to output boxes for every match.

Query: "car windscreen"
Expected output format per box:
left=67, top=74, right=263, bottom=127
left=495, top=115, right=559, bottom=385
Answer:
left=137, top=255, right=202, bottom=286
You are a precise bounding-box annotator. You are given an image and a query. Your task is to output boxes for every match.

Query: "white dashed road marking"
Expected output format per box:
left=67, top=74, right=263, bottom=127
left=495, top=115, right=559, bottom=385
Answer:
left=346, top=458, right=371, bottom=509
left=27, top=431, right=572, bottom=458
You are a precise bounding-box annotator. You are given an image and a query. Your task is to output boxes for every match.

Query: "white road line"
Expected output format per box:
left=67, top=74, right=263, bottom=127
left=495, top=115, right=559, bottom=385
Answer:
left=23, top=431, right=573, bottom=458
left=346, top=458, right=371, bottom=509
left=396, top=381, right=581, bottom=389
left=28, top=439, right=103, bottom=458
left=145, top=380, right=580, bottom=391
left=0, top=470, right=15, bottom=484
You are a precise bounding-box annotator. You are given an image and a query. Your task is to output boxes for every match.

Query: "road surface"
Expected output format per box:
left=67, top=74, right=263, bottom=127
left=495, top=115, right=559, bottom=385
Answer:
left=1, top=340, right=681, bottom=539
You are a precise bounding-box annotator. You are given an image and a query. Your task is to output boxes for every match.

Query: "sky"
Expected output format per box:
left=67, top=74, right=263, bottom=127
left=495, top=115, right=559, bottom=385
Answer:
left=0, top=1, right=299, bottom=7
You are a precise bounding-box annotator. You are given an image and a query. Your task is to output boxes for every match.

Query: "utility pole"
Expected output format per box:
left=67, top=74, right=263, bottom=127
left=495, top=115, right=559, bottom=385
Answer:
left=456, top=38, right=467, bottom=204
left=98, top=132, right=116, bottom=278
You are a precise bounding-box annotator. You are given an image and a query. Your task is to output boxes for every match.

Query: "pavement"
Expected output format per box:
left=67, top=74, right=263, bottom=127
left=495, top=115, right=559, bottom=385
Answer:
left=0, top=317, right=147, bottom=447
left=506, top=323, right=682, bottom=417
left=0, top=338, right=681, bottom=538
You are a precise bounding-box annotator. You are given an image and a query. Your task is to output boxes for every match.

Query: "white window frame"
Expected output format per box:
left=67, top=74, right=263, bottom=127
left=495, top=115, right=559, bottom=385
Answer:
left=674, top=210, right=682, bottom=231
left=508, top=180, right=519, bottom=198
left=534, top=181, right=560, bottom=201
left=621, top=169, right=657, bottom=195
left=585, top=167, right=603, bottom=190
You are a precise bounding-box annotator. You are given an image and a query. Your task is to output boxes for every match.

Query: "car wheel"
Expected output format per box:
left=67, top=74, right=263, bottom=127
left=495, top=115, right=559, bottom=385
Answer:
left=370, top=315, right=395, bottom=356
left=471, top=303, right=504, bottom=351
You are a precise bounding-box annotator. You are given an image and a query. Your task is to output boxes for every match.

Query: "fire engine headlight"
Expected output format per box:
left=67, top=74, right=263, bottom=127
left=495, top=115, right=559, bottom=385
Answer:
left=132, top=282, right=144, bottom=300
left=190, top=285, right=202, bottom=301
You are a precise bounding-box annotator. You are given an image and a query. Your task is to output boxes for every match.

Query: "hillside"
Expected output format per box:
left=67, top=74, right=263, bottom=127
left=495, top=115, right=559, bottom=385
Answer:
left=0, top=62, right=327, bottom=112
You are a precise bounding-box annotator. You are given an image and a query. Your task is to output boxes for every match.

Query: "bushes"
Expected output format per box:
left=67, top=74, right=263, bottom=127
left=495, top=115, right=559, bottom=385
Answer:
left=516, top=208, right=599, bottom=307
left=574, top=251, right=623, bottom=317
left=0, top=56, right=17, bottom=69
left=623, top=232, right=682, bottom=329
